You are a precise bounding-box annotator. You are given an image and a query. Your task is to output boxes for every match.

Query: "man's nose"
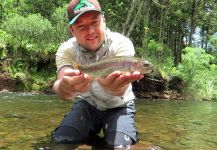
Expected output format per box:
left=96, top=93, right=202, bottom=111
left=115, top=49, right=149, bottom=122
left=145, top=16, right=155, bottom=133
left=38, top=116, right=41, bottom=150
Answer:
left=86, top=25, right=95, bottom=33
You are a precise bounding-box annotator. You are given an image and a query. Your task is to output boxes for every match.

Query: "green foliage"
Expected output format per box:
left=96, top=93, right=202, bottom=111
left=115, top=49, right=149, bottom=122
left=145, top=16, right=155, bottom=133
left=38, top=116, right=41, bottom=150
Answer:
left=174, top=47, right=217, bottom=100
left=0, top=1, right=67, bottom=92
left=210, top=35, right=217, bottom=52
left=143, top=46, right=217, bottom=101
left=99, top=0, right=131, bottom=32
left=51, top=6, right=69, bottom=43
left=0, top=29, right=12, bottom=47
left=0, top=13, right=60, bottom=91
left=0, top=29, right=13, bottom=59
left=136, top=40, right=171, bottom=63
left=1, top=0, right=25, bottom=19
left=14, top=71, right=33, bottom=91
left=31, top=72, right=55, bottom=91
left=3, top=13, right=57, bottom=53
left=24, top=0, right=68, bottom=19
left=148, top=40, right=164, bottom=53
left=136, top=44, right=175, bottom=85
left=176, top=47, right=214, bottom=80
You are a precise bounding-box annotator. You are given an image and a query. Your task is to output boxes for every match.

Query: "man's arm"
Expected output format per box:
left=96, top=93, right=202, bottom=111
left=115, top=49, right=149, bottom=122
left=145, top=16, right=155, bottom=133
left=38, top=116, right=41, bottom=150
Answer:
left=53, top=67, right=93, bottom=100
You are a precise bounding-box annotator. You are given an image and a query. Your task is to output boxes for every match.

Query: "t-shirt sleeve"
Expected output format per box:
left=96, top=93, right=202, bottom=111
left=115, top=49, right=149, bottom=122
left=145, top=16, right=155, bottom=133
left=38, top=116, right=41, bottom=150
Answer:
left=110, top=33, right=135, bottom=57
left=55, top=42, right=76, bottom=72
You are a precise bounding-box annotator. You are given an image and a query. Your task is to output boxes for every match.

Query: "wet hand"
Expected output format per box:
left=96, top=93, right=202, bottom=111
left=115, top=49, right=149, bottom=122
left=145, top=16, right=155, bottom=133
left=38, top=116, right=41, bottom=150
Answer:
left=54, top=68, right=93, bottom=100
left=97, top=71, right=144, bottom=96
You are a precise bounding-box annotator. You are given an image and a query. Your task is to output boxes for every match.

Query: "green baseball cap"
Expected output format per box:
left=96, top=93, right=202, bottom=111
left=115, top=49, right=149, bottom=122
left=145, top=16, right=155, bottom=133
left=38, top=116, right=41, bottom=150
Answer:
left=67, top=0, right=103, bottom=25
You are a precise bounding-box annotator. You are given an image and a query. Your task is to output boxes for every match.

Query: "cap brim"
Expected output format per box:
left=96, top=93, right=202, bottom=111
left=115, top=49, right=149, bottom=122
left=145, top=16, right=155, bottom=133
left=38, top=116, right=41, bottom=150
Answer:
left=69, top=10, right=103, bottom=25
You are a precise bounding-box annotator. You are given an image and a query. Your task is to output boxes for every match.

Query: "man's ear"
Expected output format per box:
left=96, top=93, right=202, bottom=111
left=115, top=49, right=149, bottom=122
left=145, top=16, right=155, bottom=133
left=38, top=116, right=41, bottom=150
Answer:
left=102, top=15, right=106, bottom=23
left=68, top=26, right=74, bottom=36
left=103, top=17, right=106, bottom=28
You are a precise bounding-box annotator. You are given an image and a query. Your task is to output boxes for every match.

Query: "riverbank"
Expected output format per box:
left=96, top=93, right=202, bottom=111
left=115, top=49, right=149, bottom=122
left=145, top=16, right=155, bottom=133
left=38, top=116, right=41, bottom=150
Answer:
left=0, top=72, right=185, bottom=100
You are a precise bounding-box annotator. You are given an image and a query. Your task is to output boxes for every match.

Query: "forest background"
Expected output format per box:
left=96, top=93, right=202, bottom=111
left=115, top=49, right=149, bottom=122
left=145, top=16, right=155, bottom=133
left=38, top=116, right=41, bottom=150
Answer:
left=0, top=0, right=217, bottom=101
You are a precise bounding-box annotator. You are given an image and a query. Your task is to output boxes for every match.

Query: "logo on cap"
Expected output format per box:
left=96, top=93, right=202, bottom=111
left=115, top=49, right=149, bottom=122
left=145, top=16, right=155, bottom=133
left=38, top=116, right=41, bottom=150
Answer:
left=74, top=0, right=95, bottom=14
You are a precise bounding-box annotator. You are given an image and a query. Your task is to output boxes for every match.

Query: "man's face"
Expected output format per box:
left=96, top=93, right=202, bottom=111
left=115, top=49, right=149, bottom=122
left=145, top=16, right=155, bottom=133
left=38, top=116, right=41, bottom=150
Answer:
left=70, top=11, right=106, bottom=52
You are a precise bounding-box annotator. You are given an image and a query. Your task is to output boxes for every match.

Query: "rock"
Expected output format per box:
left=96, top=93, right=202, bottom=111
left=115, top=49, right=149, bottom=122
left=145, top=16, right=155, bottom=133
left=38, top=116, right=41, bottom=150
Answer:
left=0, top=72, right=16, bottom=92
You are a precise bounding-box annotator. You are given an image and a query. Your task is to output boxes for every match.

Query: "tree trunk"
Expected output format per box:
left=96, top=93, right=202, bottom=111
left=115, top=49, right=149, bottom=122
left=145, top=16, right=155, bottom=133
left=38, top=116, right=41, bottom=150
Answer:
left=173, top=42, right=179, bottom=66
left=122, top=0, right=141, bottom=35
left=0, top=4, right=3, bottom=23
left=142, top=0, right=151, bottom=50
left=189, top=0, right=196, bottom=46
left=158, top=0, right=166, bottom=44
left=204, top=27, right=209, bottom=52
left=126, top=0, right=144, bottom=37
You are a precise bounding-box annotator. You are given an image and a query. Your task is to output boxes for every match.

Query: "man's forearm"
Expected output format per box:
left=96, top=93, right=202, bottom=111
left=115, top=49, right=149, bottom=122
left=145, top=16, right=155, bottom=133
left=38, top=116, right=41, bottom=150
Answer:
left=53, top=80, right=77, bottom=100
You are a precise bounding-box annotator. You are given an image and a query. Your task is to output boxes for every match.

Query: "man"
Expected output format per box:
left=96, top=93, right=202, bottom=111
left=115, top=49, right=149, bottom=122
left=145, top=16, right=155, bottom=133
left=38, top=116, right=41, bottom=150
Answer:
left=52, top=0, right=144, bottom=148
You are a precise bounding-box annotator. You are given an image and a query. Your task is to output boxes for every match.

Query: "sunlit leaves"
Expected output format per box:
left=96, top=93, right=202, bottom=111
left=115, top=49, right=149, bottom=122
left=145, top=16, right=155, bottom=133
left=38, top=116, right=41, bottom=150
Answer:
left=175, top=47, right=217, bottom=100
left=3, top=14, right=55, bottom=53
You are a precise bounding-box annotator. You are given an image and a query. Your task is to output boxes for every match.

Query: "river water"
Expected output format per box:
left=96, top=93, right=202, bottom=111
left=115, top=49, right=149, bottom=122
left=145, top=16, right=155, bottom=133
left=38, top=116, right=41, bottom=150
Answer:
left=0, top=93, right=217, bottom=150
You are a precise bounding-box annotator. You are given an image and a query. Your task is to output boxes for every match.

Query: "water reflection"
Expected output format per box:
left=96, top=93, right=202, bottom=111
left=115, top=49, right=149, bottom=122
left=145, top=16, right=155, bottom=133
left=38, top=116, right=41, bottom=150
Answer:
left=0, top=93, right=217, bottom=149
left=136, top=100, right=217, bottom=150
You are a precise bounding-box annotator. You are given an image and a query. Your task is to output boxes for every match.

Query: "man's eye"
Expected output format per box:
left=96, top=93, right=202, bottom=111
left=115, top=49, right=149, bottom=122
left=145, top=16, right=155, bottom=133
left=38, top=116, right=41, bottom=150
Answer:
left=77, top=26, right=85, bottom=31
left=93, top=21, right=100, bottom=26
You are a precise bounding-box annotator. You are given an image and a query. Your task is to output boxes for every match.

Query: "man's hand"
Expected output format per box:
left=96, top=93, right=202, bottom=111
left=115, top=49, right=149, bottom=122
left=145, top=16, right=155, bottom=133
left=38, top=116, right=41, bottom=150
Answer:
left=53, top=68, right=93, bottom=100
left=97, top=71, right=144, bottom=96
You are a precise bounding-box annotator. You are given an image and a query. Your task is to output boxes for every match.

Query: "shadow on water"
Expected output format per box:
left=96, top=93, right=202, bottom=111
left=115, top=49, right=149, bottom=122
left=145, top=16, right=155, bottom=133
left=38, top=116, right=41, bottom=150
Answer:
left=32, top=134, right=107, bottom=150
left=32, top=136, right=163, bottom=150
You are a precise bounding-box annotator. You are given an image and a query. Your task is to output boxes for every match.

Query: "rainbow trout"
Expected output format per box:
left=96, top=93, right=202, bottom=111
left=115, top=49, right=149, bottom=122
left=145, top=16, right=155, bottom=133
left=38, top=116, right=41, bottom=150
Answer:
left=73, top=56, right=154, bottom=77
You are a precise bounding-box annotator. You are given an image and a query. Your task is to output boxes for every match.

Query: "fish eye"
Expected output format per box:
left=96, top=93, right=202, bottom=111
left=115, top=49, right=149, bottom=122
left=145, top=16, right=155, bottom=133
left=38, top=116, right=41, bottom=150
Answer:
left=143, top=63, right=150, bottom=67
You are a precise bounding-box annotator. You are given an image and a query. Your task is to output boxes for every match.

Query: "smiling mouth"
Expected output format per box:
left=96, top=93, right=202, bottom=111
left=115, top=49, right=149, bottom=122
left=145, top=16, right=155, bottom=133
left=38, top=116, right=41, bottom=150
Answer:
left=86, top=35, right=98, bottom=40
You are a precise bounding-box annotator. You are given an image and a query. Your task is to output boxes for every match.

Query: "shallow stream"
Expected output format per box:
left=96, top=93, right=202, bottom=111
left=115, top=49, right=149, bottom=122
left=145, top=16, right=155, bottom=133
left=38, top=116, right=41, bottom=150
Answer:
left=0, top=93, right=217, bottom=150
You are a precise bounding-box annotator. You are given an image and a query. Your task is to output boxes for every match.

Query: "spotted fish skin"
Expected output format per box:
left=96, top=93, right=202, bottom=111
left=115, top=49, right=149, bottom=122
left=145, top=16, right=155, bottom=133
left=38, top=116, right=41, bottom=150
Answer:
left=74, top=56, right=154, bottom=77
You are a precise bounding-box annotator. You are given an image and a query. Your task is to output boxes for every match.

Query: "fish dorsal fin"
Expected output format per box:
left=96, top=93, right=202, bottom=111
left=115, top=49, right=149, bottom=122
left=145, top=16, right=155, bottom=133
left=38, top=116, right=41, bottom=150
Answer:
left=100, top=56, right=133, bottom=61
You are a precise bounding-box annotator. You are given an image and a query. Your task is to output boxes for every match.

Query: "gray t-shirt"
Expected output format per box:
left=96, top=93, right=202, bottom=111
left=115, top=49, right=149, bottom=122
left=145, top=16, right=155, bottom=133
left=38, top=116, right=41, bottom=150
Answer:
left=55, top=29, right=135, bottom=110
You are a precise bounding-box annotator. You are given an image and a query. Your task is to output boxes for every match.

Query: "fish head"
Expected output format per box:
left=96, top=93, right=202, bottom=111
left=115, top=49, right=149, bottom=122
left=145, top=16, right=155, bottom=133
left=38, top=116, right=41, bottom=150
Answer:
left=139, top=60, right=154, bottom=74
